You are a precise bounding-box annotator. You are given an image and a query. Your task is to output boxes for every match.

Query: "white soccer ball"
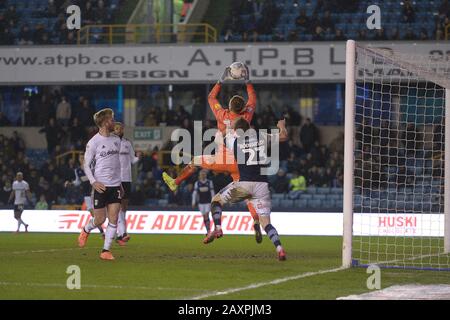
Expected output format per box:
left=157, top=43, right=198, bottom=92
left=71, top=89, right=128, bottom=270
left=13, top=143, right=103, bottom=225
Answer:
left=229, top=62, right=247, bottom=80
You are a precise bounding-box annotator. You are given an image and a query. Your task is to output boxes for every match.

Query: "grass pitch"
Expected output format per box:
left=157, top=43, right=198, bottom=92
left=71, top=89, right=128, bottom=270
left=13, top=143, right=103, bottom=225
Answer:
left=0, top=233, right=448, bottom=300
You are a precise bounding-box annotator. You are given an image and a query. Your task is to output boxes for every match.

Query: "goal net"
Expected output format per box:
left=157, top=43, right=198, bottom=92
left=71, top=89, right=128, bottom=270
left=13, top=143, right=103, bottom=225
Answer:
left=343, top=40, right=450, bottom=271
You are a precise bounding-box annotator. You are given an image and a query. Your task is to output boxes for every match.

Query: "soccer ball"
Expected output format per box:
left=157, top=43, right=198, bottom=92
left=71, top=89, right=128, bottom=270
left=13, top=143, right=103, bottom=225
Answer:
left=229, top=62, right=247, bottom=80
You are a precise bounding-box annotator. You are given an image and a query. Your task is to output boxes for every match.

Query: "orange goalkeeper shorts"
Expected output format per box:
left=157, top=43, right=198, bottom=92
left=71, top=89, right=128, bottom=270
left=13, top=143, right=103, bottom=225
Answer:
left=199, top=145, right=239, bottom=181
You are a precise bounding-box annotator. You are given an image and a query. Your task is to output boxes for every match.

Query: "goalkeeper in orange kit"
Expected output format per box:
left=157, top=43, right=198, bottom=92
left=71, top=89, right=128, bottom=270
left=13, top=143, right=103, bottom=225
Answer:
left=162, top=64, right=263, bottom=244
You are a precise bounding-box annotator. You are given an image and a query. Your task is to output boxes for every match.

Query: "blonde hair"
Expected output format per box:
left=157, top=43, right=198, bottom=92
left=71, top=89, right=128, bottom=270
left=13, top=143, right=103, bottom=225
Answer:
left=93, top=108, right=114, bottom=127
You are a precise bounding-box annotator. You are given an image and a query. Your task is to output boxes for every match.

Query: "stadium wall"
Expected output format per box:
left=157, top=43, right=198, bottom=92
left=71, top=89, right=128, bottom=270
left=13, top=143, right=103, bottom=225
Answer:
left=0, top=210, right=443, bottom=237
left=1, top=42, right=449, bottom=85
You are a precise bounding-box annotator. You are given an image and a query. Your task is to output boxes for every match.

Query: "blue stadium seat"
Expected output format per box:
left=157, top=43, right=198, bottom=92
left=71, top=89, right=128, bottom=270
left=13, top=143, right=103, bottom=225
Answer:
left=328, top=194, right=340, bottom=201
left=272, top=198, right=281, bottom=208
left=306, top=187, right=317, bottom=194
left=312, top=194, right=327, bottom=200
left=316, top=187, right=330, bottom=194
left=294, top=199, right=308, bottom=209
left=307, top=199, right=322, bottom=209
left=273, top=193, right=286, bottom=200
left=330, top=187, right=343, bottom=194
left=320, top=199, right=334, bottom=209
left=281, top=199, right=295, bottom=208
left=299, top=194, right=313, bottom=200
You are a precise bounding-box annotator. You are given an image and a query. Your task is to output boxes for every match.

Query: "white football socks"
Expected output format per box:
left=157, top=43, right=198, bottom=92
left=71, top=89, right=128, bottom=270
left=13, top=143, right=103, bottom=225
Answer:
left=117, top=210, right=126, bottom=237
left=103, top=223, right=117, bottom=251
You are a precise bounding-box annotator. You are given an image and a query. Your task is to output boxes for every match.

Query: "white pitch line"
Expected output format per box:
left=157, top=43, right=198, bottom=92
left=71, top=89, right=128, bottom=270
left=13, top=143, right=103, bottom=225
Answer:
left=0, top=247, right=103, bottom=255
left=186, top=266, right=346, bottom=300
left=0, top=281, right=208, bottom=292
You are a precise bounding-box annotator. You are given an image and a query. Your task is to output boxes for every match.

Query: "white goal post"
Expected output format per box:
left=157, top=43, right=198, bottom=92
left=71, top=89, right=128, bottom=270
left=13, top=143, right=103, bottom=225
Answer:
left=343, top=39, right=450, bottom=270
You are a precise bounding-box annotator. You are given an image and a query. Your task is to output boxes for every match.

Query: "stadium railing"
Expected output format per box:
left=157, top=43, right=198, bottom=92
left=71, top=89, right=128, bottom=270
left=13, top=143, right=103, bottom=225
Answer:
left=77, top=23, right=217, bottom=45
left=55, top=150, right=84, bottom=166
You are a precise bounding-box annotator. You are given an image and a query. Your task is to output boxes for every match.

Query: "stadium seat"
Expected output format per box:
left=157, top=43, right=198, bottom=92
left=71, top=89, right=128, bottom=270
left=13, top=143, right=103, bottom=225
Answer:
left=312, top=194, right=327, bottom=200
left=273, top=193, right=286, bottom=200
left=316, top=187, right=330, bottom=194
left=322, top=199, right=336, bottom=209
left=306, top=187, right=317, bottom=194
left=299, top=194, right=313, bottom=200
left=272, top=198, right=281, bottom=208
left=307, top=199, right=322, bottom=209
left=294, top=199, right=308, bottom=209
left=328, top=194, right=340, bottom=201
left=281, top=199, right=295, bottom=208
left=330, top=187, right=343, bottom=194
left=158, top=199, right=168, bottom=206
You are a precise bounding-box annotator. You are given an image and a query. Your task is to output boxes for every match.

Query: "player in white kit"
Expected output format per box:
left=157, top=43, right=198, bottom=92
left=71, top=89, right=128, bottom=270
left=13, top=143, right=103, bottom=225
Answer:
left=77, top=108, right=122, bottom=260
left=9, top=172, right=32, bottom=233
left=113, top=122, right=141, bottom=246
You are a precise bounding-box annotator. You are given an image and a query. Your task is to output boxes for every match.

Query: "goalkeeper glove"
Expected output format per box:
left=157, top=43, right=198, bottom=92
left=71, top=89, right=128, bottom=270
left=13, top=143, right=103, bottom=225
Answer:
left=219, top=67, right=231, bottom=84
left=244, top=65, right=250, bottom=83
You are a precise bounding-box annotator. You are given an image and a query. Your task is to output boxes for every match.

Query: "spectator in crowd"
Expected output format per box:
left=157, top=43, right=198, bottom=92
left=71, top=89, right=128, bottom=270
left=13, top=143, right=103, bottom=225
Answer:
left=76, top=98, right=95, bottom=127
left=300, top=118, right=318, bottom=153
left=10, top=131, right=25, bottom=153
left=4, top=5, right=19, bottom=26
left=95, top=0, right=109, bottom=24
left=18, top=25, right=33, bottom=45
left=56, top=96, right=71, bottom=127
left=288, top=170, right=307, bottom=199
left=295, top=9, right=310, bottom=29
left=439, top=0, right=450, bottom=17
left=334, top=29, right=346, bottom=41
left=373, top=28, right=387, bottom=41
left=35, top=194, right=49, bottom=210
left=39, top=118, right=65, bottom=156
left=287, top=30, right=298, bottom=42
left=272, top=169, right=290, bottom=194
left=69, top=117, right=87, bottom=149
left=320, top=11, right=334, bottom=33
left=312, top=26, right=324, bottom=41
left=358, top=29, right=368, bottom=40
left=0, top=181, right=12, bottom=205
left=403, top=1, right=415, bottom=23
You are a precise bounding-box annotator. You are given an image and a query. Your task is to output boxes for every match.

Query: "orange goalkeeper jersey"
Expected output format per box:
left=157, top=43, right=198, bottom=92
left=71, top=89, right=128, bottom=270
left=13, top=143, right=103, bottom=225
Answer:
left=207, top=82, right=256, bottom=133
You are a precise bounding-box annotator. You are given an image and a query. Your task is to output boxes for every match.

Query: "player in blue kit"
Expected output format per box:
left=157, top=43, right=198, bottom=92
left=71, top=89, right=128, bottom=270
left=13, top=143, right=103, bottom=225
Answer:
left=192, top=170, right=215, bottom=235
left=204, top=118, right=288, bottom=261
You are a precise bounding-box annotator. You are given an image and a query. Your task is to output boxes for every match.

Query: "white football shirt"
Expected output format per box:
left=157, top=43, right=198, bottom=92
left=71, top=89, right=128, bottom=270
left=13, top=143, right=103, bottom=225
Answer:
left=119, top=138, right=139, bottom=182
left=12, top=180, right=29, bottom=205
left=84, top=133, right=121, bottom=187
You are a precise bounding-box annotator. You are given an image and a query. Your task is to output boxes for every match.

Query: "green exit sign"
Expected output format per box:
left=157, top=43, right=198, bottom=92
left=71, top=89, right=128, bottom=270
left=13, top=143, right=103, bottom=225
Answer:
left=134, top=128, right=162, bottom=140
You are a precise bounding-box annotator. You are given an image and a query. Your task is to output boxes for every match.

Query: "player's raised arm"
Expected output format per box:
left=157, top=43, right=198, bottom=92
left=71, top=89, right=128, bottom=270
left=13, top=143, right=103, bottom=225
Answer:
left=208, top=68, right=230, bottom=119
left=244, top=66, right=257, bottom=121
